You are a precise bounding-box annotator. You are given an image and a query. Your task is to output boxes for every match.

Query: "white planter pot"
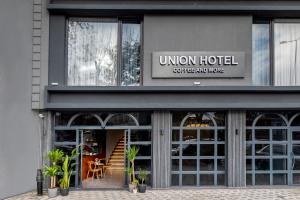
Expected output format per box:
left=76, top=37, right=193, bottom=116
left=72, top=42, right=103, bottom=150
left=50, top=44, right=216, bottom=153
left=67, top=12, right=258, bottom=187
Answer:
left=133, top=188, right=138, bottom=194
left=128, top=184, right=135, bottom=192
left=48, top=188, right=58, bottom=198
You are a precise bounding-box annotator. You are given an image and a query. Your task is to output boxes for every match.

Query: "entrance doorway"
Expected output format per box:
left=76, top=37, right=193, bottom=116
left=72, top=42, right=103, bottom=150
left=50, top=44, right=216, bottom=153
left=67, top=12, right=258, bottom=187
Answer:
left=53, top=112, right=152, bottom=189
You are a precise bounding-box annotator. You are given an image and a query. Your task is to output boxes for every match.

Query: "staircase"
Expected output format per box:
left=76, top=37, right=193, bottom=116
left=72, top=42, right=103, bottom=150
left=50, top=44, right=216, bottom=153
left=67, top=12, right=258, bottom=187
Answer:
left=107, top=137, right=125, bottom=170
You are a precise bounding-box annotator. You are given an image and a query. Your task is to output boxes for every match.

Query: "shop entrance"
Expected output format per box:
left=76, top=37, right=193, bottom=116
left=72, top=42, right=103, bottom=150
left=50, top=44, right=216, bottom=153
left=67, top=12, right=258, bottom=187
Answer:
left=53, top=112, right=152, bottom=189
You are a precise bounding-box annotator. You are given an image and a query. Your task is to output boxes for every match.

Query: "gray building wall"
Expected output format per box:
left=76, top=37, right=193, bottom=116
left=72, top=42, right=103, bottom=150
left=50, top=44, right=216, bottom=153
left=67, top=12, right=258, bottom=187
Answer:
left=0, top=0, right=41, bottom=199
left=143, top=15, right=252, bottom=86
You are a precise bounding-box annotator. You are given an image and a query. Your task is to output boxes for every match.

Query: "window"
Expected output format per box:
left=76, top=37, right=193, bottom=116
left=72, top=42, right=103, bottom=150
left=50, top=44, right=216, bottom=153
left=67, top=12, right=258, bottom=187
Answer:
left=252, top=20, right=300, bottom=86
left=67, top=18, right=141, bottom=86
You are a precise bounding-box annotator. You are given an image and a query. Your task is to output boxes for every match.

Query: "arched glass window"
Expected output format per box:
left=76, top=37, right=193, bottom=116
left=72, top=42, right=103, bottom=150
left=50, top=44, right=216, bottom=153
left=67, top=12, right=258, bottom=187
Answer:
left=104, top=113, right=139, bottom=126
left=290, top=114, right=300, bottom=126
left=181, top=113, right=215, bottom=127
left=69, top=114, right=103, bottom=126
left=255, top=114, right=287, bottom=127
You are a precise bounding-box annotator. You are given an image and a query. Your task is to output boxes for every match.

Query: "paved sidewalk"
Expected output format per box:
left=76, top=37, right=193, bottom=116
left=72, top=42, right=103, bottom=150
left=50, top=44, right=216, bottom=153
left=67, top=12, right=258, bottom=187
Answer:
left=6, top=188, right=300, bottom=200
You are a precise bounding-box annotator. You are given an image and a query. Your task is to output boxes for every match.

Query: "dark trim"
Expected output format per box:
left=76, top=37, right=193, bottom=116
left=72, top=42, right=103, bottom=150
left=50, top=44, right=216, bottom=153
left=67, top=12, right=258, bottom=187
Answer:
left=45, top=86, right=300, bottom=110
left=47, top=1, right=300, bottom=16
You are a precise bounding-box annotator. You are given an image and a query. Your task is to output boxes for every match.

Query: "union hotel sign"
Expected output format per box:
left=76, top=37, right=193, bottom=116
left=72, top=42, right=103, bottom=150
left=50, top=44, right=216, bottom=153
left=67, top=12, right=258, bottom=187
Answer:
left=152, top=51, right=245, bottom=78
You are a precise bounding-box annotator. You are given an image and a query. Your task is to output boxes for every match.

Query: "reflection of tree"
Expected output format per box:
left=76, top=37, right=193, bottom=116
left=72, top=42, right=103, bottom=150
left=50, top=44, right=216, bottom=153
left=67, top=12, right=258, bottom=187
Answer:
left=121, top=25, right=141, bottom=86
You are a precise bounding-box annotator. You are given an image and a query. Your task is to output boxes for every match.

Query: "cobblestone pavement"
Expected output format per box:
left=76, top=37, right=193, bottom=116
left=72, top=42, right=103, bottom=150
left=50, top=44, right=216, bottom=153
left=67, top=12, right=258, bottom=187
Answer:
left=6, top=188, right=300, bottom=200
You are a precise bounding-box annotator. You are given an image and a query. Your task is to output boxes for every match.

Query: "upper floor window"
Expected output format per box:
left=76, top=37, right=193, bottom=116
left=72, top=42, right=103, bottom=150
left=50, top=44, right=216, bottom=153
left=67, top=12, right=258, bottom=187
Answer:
left=252, top=20, right=300, bottom=86
left=67, top=18, right=141, bottom=86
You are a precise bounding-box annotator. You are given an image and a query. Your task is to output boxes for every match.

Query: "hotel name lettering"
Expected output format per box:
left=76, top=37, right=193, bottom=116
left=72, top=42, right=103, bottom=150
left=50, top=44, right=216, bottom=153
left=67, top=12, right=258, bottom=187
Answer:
left=152, top=52, right=245, bottom=78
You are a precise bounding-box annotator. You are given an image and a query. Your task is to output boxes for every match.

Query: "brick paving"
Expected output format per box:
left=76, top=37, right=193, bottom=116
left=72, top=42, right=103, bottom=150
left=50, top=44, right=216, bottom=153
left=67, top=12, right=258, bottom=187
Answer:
left=6, top=188, right=300, bottom=200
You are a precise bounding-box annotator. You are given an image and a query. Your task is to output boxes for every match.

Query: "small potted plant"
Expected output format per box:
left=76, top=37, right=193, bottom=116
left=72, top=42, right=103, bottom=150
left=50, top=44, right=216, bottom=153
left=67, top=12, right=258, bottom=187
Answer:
left=59, top=148, right=79, bottom=196
left=43, top=149, right=64, bottom=198
left=125, top=146, right=139, bottom=192
left=132, top=179, right=139, bottom=194
left=137, top=168, right=147, bottom=193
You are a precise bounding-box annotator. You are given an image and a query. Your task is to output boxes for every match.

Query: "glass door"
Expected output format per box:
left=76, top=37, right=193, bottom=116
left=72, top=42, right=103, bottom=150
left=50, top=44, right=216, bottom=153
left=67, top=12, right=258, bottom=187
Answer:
left=290, top=129, right=300, bottom=185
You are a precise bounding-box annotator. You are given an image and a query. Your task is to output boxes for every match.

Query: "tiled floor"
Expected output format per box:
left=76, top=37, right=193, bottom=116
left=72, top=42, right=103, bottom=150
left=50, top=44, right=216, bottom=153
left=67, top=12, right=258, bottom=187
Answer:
left=6, top=188, right=300, bottom=200
left=82, top=170, right=124, bottom=189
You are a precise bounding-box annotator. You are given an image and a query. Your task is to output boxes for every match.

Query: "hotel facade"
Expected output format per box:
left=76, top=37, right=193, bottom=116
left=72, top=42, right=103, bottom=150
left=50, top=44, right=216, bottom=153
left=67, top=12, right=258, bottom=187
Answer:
left=2, top=0, right=300, bottom=198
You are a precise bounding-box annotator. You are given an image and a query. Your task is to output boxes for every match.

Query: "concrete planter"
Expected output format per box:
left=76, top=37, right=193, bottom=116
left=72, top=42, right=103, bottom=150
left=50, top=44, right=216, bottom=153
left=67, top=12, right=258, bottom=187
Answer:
left=60, top=188, right=69, bottom=196
left=47, top=188, right=58, bottom=198
left=138, top=184, right=147, bottom=193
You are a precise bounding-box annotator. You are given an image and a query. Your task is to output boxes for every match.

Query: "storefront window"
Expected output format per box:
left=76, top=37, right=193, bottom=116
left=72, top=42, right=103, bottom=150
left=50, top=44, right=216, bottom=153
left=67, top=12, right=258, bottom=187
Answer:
left=252, top=23, right=270, bottom=86
left=67, top=18, right=141, bottom=86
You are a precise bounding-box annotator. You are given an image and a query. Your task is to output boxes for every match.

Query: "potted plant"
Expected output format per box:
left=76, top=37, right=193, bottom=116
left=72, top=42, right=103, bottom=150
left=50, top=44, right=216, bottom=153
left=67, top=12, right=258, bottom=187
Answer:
left=132, top=179, right=139, bottom=194
left=137, top=168, right=147, bottom=193
left=43, top=149, right=64, bottom=198
left=125, top=146, right=139, bottom=192
left=59, top=148, right=79, bottom=196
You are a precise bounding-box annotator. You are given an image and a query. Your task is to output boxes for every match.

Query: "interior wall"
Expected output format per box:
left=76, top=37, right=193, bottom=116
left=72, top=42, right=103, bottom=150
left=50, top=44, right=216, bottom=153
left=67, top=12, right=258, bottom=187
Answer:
left=0, top=0, right=40, bottom=199
left=106, top=130, right=124, bottom=162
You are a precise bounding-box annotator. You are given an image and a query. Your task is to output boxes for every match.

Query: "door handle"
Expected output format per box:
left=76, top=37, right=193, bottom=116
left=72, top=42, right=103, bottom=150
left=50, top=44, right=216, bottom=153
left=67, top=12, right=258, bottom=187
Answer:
left=291, top=151, right=295, bottom=170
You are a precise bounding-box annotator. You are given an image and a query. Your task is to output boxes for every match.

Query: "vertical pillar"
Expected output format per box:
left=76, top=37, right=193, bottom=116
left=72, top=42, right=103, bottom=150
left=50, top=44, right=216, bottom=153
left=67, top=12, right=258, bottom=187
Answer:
left=227, top=111, right=246, bottom=187
left=152, top=111, right=172, bottom=188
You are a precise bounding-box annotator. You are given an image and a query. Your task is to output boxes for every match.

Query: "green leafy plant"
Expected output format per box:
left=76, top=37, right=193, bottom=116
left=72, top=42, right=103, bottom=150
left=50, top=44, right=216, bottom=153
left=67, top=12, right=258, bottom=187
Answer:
left=126, top=146, right=139, bottom=184
left=132, top=179, right=139, bottom=187
left=59, top=148, right=79, bottom=189
left=138, top=168, right=147, bottom=185
left=47, top=149, right=64, bottom=166
left=43, top=165, right=60, bottom=189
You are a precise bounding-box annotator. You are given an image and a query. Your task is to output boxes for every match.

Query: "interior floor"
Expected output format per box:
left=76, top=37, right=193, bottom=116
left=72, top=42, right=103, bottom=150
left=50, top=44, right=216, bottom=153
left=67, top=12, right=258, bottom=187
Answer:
left=82, top=169, right=125, bottom=189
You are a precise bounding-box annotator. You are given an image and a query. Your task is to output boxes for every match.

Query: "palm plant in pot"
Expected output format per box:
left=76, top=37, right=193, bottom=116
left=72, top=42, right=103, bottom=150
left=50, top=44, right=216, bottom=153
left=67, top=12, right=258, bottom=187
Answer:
left=59, top=148, right=79, bottom=196
left=137, top=168, right=147, bottom=193
left=43, top=149, right=64, bottom=198
left=125, top=146, right=139, bottom=192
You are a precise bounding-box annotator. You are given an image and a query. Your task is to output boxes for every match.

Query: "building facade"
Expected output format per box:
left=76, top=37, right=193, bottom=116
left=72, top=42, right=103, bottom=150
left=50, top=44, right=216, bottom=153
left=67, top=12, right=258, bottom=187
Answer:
left=3, top=0, right=300, bottom=198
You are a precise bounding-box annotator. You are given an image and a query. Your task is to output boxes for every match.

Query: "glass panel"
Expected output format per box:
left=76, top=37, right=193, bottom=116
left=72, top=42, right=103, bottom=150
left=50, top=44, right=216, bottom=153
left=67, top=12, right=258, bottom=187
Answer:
left=217, top=159, right=225, bottom=171
left=55, top=130, right=76, bottom=142
left=217, top=144, right=225, bottom=156
left=246, top=129, right=252, bottom=141
left=54, top=145, right=76, bottom=156
left=246, top=144, right=252, bottom=156
left=274, top=23, right=300, bottom=86
left=273, top=174, right=287, bottom=185
left=200, top=130, right=214, bottom=141
left=135, top=145, right=151, bottom=156
left=210, top=112, right=226, bottom=126
left=199, top=174, right=214, bottom=185
left=172, top=159, right=179, bottom=171
left=255, top=159, right=270, bottom=170
left=252, top=23, right=270, bottom=86
left=200, top=144, right=214, bottom=156
left=291, top=116, right=300, bottom=126
left=183, top=130, right=197, bottom=142
left=255, top=114, right=286, bottom=126
left=130, top=130, right=151, bottom=142
left=293, top=173, right=300, bottom=184
left=199, top=159, right=214, bottom=171
left=182, top=174, right=197, bottom=186
left=255, top=144, right=270, bottom=156
left=183, top=113, right=214, bottom=127
left=182, top=144, right=197, bottom=156
left=217, top=174, right=225, bottom=185
left=171, top=174, right=179, bottom=186
left=121, top=23, right=141, bottom=86
left=273, top=129, right=287, bottom=141
left=54, top=112, right=76, bottom=126
left=255, top=129, right=269, bottom=141
left=293, top=159, right=300, bottom=170
left=273, top=159, right=288, bottom=170
left=217, top=129, right=225, bottom=141
left=255, top=174, right=270, bottom=185
left=182, top=159, right=197, bottom=171
left=106, top=114, right=137, bottom=126
left=172, top=130, right=180, bottom=141
left=172, top=144, right=180, bottom=156
left=293, top=131, right=300, bottom=140
left=273, top=144, right=287, bottom=156
left=246, top=174, right=252, bottom=185
left=135, top=159, right=151, bottom=171
left=68, top=20, right=118, bottom=86
left=293, top=144, right=300, bottom=156
left=71, top=114, right=101, bottom=126
left=246, top=159, right=252, bottom=170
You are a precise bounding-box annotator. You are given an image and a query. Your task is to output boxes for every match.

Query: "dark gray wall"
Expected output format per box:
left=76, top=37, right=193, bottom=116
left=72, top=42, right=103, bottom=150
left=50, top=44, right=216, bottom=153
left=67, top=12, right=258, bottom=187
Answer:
left=0, top=0, right=40, bottom=198
left=143, top=15, right=252, bottom=86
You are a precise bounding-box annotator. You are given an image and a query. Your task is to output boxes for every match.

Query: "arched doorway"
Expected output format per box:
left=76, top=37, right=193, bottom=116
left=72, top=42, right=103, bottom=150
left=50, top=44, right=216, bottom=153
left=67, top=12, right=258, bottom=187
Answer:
left=53, top=112, right=152, bottom=189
